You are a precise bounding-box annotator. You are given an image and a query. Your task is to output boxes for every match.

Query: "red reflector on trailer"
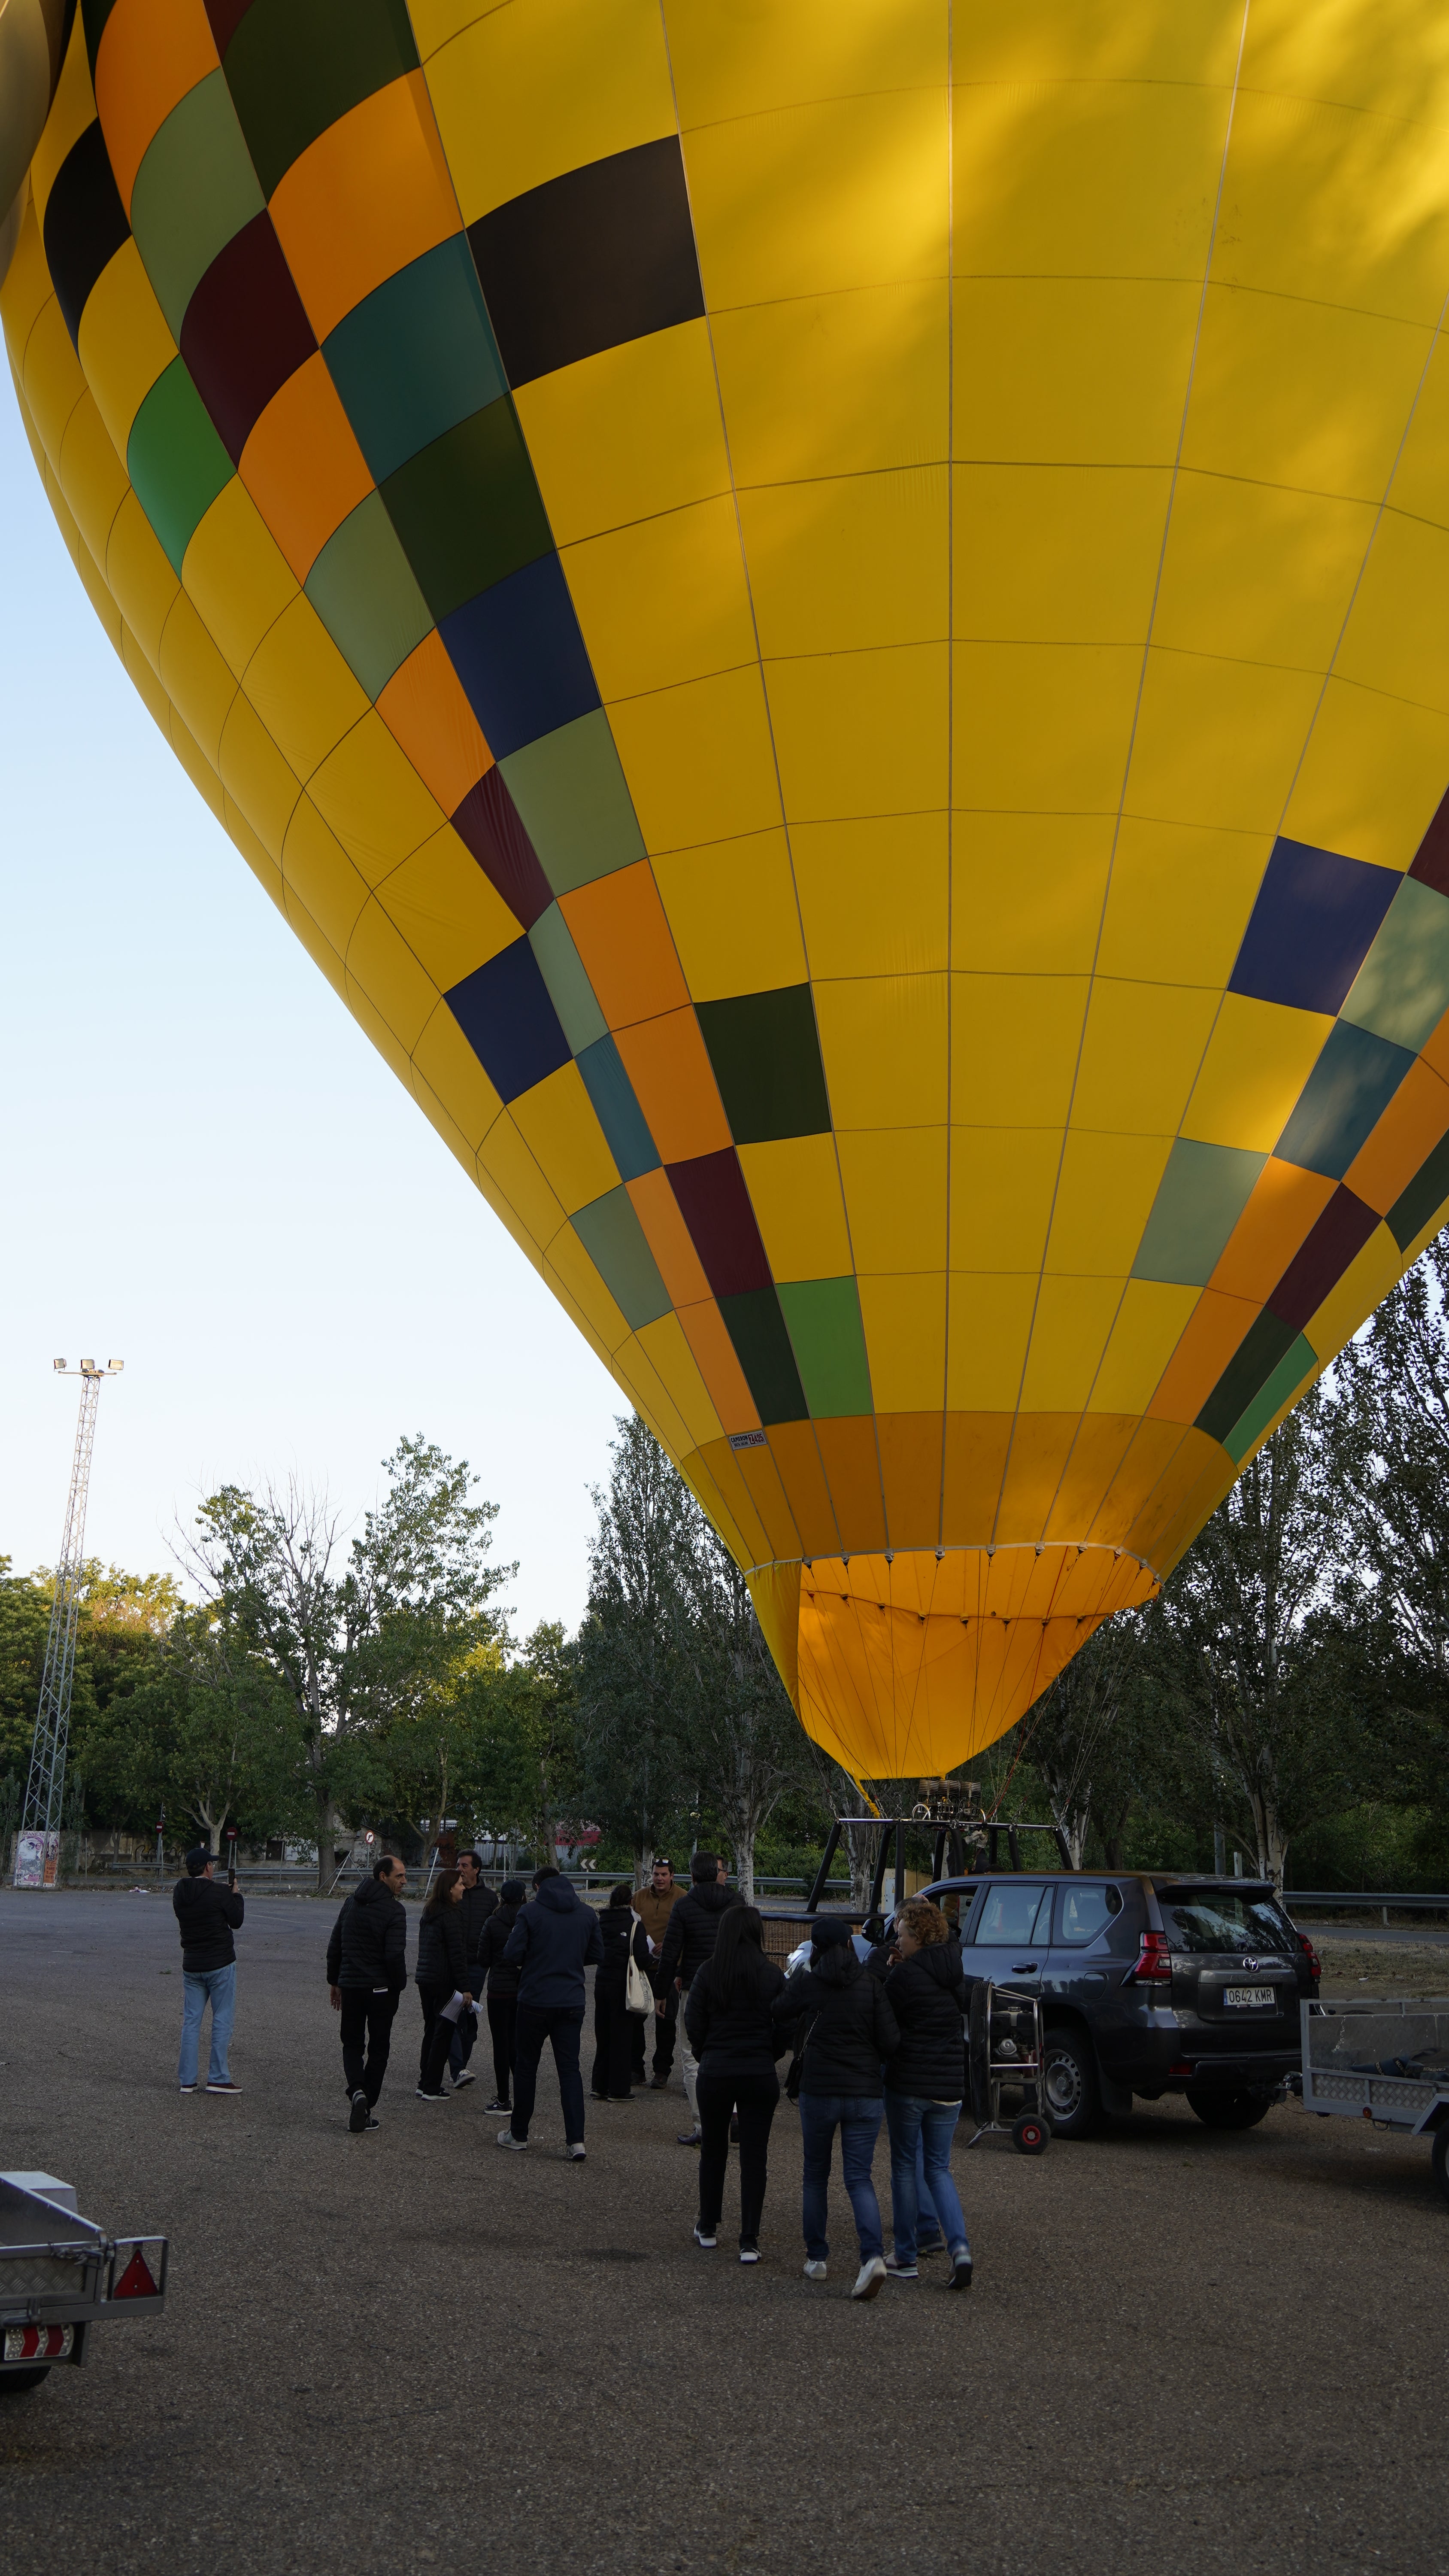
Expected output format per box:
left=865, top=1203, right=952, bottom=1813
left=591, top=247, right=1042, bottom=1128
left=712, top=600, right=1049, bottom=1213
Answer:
left=112, top=2248, right=157, bottom=2299
left=4, top=2324, right=72, bottom=2362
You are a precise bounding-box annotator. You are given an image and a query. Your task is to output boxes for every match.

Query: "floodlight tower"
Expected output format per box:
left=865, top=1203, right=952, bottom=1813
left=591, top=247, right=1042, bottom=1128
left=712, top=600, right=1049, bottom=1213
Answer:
left=12, top=1359, right=124, bottom=1888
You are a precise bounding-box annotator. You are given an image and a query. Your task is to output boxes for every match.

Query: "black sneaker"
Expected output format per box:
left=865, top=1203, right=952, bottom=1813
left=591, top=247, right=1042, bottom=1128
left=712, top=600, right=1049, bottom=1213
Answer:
left=452, top=2069, right=476, bottom=2088
left=948, top=2247, right=974, bottom=2293
left=484, top=2098, right=510, bottom=2114
left=739, top=2240, right=760, bottom=2265
left=349, top=2089, right=369, bottom=2134
left=693, top=2221, right=716, bottom=2249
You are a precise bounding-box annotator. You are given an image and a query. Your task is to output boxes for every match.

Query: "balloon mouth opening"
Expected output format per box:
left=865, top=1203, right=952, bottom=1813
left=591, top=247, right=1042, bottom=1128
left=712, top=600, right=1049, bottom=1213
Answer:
left=747, top=1544, right=1158, bottom=1781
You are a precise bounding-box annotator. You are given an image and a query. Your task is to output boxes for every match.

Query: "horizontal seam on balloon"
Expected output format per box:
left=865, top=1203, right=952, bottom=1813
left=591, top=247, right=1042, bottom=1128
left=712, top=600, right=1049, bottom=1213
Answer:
left=676, top=79, right=949, bottom=144
left=945, top=271, right=1436, bottom=333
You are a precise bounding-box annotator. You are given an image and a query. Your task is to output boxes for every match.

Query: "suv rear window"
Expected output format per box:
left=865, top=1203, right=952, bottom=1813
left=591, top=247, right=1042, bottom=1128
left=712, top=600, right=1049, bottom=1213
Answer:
left=1056, top=1883, right=1122, bottom=1945
left=1157, top=1889, right=1296, bottom=1954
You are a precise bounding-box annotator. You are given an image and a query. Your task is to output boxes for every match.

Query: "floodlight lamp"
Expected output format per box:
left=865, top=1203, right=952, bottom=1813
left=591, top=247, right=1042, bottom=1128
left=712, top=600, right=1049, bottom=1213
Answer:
left=80, top=1356, right=95, bottom=1372
left=53, top=1358, right=66, bottom=1372
left=109, top=1358, right=124, bottom=1372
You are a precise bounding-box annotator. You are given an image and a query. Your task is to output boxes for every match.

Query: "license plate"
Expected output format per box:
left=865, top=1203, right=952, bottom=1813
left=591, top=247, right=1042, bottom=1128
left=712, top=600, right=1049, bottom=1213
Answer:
left=1223, top=1985, right=1276, bottom=2008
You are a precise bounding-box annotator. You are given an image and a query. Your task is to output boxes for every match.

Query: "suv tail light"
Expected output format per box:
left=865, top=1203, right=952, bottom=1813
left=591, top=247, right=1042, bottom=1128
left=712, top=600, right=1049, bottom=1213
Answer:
left=1297, top=1932, right=1321, bottom=1984
left=1128, top=1929, right=1173, bottom=1985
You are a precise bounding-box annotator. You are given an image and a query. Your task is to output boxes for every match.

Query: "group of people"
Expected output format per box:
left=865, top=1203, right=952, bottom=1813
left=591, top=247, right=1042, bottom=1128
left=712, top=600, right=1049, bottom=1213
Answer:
left=172, top=1839, right=976, bottom=2300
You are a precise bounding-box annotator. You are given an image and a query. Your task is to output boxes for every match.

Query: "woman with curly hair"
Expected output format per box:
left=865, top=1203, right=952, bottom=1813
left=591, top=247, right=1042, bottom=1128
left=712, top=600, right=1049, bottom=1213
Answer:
left=882, top=1897, right=973, bottom=2290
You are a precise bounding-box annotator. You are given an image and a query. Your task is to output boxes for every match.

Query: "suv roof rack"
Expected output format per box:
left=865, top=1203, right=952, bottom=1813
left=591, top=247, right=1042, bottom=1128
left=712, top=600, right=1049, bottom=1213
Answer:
left=804, top=1814, right=1076, bottom=1915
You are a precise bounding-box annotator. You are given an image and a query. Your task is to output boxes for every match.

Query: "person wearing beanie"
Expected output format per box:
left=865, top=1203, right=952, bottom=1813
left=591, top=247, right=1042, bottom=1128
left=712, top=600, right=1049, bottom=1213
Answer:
left=657, top=1853, right=741, bottom=2145
left=172, top=1845, right=245, bottom=2095
left=477, top=1879, right=528, bottom=2112
left=772, top=1913, right=900, bottom=2300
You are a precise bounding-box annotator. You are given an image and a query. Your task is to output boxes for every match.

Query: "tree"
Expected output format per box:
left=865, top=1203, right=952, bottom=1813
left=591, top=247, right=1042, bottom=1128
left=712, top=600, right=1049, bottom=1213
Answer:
left=1328, top=1235, right=1449, bottom=1817
left=182, top=1437, right=511, bottom=1887
left=1157, top=1392, right=1365, bottom=1885
left=91, top=1603, right=310, bottom=1847
left=451, top=1622, right=581, bottom=1862
left=0, top=1557, right=181, bottom=1833
left=575, top=1417, right=697, bottom=1874
left=677, top=1513, right=812, bottom=1903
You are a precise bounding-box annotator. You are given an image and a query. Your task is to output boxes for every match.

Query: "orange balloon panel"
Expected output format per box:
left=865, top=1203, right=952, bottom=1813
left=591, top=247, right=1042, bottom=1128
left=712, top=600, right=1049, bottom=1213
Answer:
left=11, top=1, right=1449, bottom=1781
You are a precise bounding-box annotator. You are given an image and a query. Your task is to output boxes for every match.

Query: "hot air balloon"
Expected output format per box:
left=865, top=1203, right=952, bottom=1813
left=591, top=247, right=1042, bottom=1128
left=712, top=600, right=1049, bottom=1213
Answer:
left=9, top=0, right=1449, bottom=1790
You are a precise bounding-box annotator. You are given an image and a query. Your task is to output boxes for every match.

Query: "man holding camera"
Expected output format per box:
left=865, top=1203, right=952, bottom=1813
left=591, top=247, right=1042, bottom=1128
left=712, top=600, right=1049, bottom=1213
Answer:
left=173, top=1846, right=245, bottom=2095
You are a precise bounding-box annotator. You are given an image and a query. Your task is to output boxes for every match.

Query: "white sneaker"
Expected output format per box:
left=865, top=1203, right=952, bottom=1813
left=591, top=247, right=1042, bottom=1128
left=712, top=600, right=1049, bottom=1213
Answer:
left=852, top=2257, right=888, bottom=2302
left=566, top=2141, right=586, bottom=2162
left=496, top=2128, right=528, bottom=2151
left=452, top=2069, right=476, bottom=2087
left=802, top=2258, right=827, bottom=2282
left=694, top=2223, right=717, bottom=2249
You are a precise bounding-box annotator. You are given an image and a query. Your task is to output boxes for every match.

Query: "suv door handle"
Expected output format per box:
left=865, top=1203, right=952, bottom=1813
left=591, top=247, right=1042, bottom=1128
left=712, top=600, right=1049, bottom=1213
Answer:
left=1011, top=1962, right=1038, bottom=1973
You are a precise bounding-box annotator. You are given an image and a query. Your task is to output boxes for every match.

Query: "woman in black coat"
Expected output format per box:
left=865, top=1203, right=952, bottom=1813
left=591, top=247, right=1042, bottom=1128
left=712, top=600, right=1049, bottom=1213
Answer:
left=684, top=1905, right=786, bottom=2262
left=882, top=1898, right=972, bottom=2290
left=591, top=1882, right=646, bottom=2103
left=415, top=1868, right=467, bottom=2099
left=772, top=1914, right=899, bottom=2299
left=477, top=1878, right=526, bottom=2113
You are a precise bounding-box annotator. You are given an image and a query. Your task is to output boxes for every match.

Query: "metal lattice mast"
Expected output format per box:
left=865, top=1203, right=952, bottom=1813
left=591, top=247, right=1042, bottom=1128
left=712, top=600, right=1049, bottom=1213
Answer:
left=15, top=1359, right=123, bottom=1878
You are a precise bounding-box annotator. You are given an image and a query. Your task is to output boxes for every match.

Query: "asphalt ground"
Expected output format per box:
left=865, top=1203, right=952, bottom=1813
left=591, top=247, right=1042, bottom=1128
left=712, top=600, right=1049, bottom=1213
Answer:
left=2, top=1891, right=1446, bottom=2576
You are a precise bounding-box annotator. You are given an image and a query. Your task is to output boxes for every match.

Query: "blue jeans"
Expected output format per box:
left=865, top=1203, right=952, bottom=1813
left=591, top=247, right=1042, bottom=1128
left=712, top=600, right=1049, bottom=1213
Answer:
left=798, top=2093, right=885, bottom=2263
left=178, top=1963, right=235, bottom=2087
left=885, top=2093, right=968, bottom=2262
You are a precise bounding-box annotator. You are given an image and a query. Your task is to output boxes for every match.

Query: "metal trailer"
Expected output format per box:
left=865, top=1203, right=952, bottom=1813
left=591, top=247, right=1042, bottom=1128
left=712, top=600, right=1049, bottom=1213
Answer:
left=967, top=1981, right=1051, bottom=2155
left=0, top=2171, right=168, bottom=2392
left=1296, top=1999, right=1449, bottom=2205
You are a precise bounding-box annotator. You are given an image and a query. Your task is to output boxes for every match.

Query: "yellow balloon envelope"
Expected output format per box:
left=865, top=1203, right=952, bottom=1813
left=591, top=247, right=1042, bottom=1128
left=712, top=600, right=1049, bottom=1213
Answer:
left=10, top=0, right=1449, bottom=1783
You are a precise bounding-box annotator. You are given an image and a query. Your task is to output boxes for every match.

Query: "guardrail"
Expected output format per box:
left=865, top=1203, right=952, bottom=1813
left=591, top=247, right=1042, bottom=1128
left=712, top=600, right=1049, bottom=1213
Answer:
left=1286, top=1891, right=1449, bottom=1926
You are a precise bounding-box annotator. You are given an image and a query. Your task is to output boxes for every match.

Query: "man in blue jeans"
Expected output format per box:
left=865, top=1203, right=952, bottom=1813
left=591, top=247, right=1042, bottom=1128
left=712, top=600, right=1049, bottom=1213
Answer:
left=172, top=1847, right=245, bottom=2095
left=497, top=1866, right=603, bottom=2160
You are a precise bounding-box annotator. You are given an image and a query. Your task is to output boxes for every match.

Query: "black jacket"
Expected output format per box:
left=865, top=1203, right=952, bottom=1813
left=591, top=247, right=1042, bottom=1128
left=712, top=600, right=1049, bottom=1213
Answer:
left=884, top=1941, right=967, bottom=2096
left=685, top=1951, right=787, bottom=2079
left=326, top=1875, right=407, bottom=1991
left=503, top=1876, right=604, bottom=2009
left=773, top=1945, right=899, bottom=2096
left=415, top=1898, right=467, bottom=1991
left=479, top=1899, right=524, bottom=1997
left=172, top=1874, right=244, bottom=1972
left=457, top=1879, right=498, bottom=1969
left=658, top=1880, right=740, bottom=1992
left=596, top=1904, right=648, bottom=1994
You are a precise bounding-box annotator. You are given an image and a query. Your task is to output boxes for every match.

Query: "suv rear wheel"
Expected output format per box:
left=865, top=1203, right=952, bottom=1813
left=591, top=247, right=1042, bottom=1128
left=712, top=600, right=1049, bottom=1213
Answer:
left=0, top=2369, right=50, bottom=2395
left=1042, top=2028, right=1100, bottom=2139
left=1186, top=2084, right=1272, bottom=2130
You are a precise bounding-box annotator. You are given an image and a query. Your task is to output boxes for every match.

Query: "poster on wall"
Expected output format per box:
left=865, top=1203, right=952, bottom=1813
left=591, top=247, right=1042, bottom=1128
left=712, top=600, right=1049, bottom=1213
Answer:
left=13, top=1831, right=59, bottom=1888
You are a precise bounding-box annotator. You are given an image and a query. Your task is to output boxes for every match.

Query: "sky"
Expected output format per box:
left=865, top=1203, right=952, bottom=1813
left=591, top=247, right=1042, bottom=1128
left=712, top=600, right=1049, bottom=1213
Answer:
left=0, top=377, right=623, bottom=1637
